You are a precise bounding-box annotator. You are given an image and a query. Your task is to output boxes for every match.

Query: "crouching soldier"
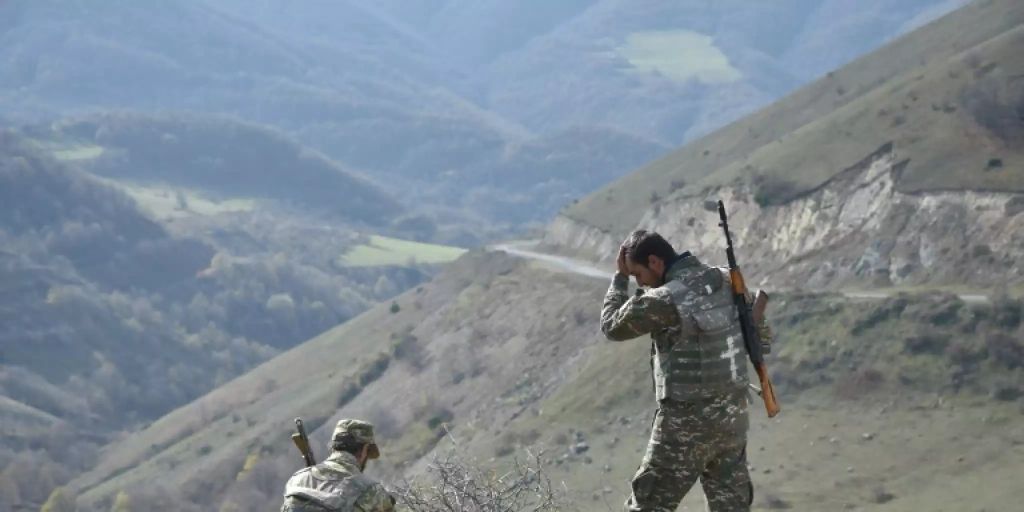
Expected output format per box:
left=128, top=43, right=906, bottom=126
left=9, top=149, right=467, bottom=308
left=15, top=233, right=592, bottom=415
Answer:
left=281, top=419, right=395, bottom=511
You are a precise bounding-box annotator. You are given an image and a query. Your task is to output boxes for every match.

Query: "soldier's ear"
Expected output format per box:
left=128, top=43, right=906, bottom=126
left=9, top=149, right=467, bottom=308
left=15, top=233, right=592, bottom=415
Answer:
left=648, top=255, right=661, bottom=270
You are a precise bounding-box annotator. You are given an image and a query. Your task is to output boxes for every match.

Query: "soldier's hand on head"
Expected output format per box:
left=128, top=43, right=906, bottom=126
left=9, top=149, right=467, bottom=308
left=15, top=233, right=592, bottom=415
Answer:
left=617, top=245, right=629, bottom=276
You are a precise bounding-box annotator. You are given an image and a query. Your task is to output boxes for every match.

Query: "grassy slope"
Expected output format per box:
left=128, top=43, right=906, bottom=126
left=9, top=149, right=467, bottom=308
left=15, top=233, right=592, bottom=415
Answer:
left=37, top=113, right=402, bottom=224
left=339, top=235, right=467, bottom=267
left=68, top=251, right=517, bottom=505
left=69, top=252, right=610, bottom=508
left=457, top=291, right=1024, bottom=511
left=70, top=249, right=1024, bottom=511
left=69, top=284, right=426, bottom=502
left=565, top=0, right=1024, bottom=235
left=60, top=1, right=1024, bottom=508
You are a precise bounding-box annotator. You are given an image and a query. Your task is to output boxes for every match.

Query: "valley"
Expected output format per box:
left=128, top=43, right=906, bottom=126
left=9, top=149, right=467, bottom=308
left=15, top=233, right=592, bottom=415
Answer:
left=1, top=1, right=1020, bottom=511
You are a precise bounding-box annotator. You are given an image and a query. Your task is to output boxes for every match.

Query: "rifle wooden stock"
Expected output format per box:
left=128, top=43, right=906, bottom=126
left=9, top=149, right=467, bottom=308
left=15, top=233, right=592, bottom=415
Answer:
left=754, top=364, right=780, bottom=417
left=718, top=200, right=781, bottom=418
left=728, top=268, right=746, bottom=294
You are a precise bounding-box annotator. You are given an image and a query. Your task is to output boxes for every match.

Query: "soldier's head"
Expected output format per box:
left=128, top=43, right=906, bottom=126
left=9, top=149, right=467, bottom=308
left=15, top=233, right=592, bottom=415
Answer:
left=622, top=230, right=677, bottom=287
left=331, top=419, right=380, bottom=471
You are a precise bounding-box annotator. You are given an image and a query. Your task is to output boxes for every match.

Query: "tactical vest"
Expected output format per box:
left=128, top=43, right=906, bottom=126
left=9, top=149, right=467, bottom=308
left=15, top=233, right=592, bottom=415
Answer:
left=281, top=457, right=374, bottom=512
left=651, top=256, right=749, bottom=401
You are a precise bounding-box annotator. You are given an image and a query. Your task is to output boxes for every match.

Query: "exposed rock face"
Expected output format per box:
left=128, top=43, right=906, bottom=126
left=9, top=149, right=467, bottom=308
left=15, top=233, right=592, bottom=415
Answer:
left=544, top=144, right=1024, bottom=290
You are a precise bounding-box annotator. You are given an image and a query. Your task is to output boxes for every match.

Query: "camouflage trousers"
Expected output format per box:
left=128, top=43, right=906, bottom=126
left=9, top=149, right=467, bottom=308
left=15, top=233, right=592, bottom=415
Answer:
left=625, top=391, right=751, bottom=512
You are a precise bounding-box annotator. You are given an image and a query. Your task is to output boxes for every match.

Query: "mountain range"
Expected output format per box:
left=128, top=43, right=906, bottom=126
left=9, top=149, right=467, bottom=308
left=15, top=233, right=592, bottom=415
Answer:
left=25, top=1, right=1022, bottom=511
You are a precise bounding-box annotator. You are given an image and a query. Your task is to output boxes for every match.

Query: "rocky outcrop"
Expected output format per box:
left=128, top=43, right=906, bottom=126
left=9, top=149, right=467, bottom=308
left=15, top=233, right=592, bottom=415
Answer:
left=545, top=144, right=1024, bottom=290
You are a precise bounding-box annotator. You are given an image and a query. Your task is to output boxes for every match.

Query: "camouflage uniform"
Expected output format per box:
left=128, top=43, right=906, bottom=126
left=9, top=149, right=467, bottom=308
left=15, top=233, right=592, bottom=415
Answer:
left=281, top=420, right=395, bottom=512
left=602, top=254, right=752, bottom=512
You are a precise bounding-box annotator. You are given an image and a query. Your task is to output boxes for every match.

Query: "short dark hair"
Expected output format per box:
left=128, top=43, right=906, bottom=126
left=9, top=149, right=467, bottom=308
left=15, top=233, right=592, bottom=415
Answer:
left=330, top=433, right=367, bottom=456
left=623, top=230, right=677, bottom=267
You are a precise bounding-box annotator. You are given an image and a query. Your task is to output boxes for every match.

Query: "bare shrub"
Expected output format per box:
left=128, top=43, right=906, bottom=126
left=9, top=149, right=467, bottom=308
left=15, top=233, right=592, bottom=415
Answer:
left=903, top=330, right=950, bottom=355
left=392, top=330, right=427, bottom=371
left=991, top=297, right=1022, bottom=329
left=987, top=333, right=1024, bottom=369
left=946, top=340, right=988, bottom=367
left=752, top=173, right=800, bottom=207
left=851, top=298, right=907, bottom=335
left=393, top=444, right=562, bottom=512
left=961, top=76, right=1024, bottom=144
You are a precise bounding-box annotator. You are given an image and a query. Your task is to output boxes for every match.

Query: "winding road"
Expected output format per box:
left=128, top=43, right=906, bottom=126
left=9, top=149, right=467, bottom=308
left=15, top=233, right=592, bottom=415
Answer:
left=492, top=242, right=992, bottom=304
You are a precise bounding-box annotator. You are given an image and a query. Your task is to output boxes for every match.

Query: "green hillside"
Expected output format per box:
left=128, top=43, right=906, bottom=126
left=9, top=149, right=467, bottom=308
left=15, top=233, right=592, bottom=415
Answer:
left=33, top=113, right=402, bottom=224
left=478, top=0, right=961, bottom=142
left=0, top=131, right=434, bottom=508
left=0, top=130, right=219, bottom=432
left=67, top=249, right=1024, bottom=511
left=564, top=0, right=1024, bottom=235
left=0, top=0, right=964, bottom=231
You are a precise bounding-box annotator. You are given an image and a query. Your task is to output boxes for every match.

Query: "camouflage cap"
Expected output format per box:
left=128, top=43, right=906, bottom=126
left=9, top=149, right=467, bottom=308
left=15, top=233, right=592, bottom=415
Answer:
left=332, top=419, right=380, bottom=459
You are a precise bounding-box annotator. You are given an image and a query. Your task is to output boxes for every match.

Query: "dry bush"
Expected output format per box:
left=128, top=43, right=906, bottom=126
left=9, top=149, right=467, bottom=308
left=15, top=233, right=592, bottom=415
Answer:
left=903, top=329, right=950, bottom=355
left=392, top=330, right=427, bottom=371
left=393, top=442, right=561, bottom=512
left=986, top=333, right=1024, bottom=369
left=962, top=76, right=1024, bottom=144
left=752, top=173, right=800, bottom=207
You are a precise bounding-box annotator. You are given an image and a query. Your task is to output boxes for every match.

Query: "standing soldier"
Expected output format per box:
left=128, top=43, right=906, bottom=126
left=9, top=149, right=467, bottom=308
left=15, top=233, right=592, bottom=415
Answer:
left=601, top=230, right=754, bottom=512
left=280, top=419, right=396, bottom=512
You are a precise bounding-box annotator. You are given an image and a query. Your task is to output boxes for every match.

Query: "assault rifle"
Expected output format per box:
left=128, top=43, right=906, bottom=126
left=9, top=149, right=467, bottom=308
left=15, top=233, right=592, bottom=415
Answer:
left=291, top=418, right=316, bottom=467
left=718, top=201, right=781, bottom=417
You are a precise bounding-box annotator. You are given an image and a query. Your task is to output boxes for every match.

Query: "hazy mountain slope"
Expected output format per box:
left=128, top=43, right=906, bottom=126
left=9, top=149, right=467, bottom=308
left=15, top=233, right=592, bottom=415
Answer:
left=35, top=113, right=402, bottom=225
left=477, top=0, right=961, bottom=144
left=0, top=131, right=222, bottom=430
left=67, top=248, right=1024, bottom=511
left=380, top=0, right=598, bottom=69
left=0, top=0, right=529, bottom=227
left=67, top=252, right=557, bottom=509
left=208, top=0, right=445, bottom=87
left=0, top=0, right=964, bottom=233
left=546, top=0, right=1024, bottom=289
left=17, top=1, right=1024, bottom=509
left=782, top=0, right=972, bottom=80
left=0, top=130, right=435, bottom=508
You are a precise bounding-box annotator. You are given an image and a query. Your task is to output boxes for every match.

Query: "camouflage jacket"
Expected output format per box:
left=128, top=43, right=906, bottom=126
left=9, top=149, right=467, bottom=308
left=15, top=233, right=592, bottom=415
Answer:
left=601, top=254, right=750, bottom=401
left=281, top=451, right=395, bottom=512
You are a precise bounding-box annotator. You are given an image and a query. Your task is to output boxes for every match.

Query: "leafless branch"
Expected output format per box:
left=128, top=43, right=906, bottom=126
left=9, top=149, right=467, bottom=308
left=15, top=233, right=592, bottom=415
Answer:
left=392, top=439, right=562, bottom=512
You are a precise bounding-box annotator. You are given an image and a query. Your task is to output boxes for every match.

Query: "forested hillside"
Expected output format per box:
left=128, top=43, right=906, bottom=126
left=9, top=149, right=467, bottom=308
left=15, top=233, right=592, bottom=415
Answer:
left=0, top=132, right=433, bottom=509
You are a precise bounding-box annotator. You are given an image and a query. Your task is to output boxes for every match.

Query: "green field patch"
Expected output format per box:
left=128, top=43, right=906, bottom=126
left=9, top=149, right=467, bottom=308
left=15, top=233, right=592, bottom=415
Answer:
left=52, top=144, right=105, bottom=161
left=33, top=138, right=105, bottom=161
left=339, top=235, right=466, bottom=267
left=94, top=177, right=257, bottom=219
left=617, top=30, right=742, bottom=84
